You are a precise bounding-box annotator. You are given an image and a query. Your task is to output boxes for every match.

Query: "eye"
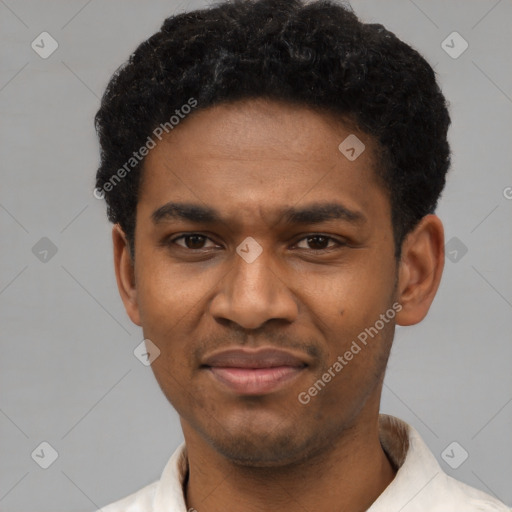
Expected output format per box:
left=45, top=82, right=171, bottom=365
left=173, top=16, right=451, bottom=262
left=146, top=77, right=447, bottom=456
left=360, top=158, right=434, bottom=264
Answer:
left=294, top=234, right=344, bottom=251
left=171, top=234, right=219, bottom=250
left=166, top=233, right=345, bottom=252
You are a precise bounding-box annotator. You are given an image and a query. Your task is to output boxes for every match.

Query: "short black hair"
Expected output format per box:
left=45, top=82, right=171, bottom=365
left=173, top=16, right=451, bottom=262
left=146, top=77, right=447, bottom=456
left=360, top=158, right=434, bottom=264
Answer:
left=95, top=0, right=451, bottom=259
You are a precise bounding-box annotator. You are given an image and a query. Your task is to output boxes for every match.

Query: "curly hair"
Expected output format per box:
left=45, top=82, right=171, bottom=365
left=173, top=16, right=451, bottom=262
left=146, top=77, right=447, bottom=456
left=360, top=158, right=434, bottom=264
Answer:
left=95, top=0, right=451, bottom=258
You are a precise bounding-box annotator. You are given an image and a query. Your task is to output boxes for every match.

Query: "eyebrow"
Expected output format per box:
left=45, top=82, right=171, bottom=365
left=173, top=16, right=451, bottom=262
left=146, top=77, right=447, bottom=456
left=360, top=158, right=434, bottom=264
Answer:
left=151, top=201, right=366, bottom=226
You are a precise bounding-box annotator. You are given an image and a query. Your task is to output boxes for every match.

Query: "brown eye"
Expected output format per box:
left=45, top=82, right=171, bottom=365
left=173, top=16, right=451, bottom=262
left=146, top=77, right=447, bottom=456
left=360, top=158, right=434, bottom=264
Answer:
left=172, top=234, right=217, bottom=250
left=296, top=235, right=340, bottom=251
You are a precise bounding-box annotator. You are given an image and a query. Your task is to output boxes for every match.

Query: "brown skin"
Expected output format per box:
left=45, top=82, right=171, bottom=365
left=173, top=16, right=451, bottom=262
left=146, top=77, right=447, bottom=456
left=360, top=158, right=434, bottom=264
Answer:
left=113, top=98, right=444, bottom=512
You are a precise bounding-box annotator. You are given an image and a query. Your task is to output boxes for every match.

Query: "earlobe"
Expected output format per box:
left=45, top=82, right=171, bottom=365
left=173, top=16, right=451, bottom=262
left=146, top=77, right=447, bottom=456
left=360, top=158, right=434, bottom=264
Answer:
left=395, top=214, right=445, bottom=326
left=112, top=224, right=142, bottom=326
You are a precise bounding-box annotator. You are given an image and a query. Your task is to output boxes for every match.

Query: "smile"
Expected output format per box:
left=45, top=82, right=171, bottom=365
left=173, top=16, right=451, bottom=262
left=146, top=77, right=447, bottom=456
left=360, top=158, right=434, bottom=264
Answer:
left=206, top=365, right=306, bottom=395
left=202, top=347, right=309, bottom=395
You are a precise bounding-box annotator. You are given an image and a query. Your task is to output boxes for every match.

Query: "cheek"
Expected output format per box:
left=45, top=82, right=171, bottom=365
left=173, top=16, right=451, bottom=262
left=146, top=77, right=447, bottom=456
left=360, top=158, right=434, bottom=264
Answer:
left=302, top=259, right=392, bottom=320
left=135, top=251, right=214, bottom=326
left=302, top=317, right=394, bottom=412
left=299, top=261, right=396, bottom=370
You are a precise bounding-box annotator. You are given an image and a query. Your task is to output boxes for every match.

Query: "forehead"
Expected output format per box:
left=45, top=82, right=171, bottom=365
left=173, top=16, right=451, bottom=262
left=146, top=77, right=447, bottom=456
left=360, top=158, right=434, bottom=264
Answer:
left=138, top=98, right=389, bottom=228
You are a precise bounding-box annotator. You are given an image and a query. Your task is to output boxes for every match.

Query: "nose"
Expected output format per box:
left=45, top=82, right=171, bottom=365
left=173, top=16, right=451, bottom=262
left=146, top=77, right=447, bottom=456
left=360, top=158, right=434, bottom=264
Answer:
left=209, top=244, right=299, bottom=330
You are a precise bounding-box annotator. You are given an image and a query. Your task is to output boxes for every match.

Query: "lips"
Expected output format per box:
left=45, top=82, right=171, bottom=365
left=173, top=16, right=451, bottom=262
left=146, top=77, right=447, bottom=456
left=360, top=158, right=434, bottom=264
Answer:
left=202, top=348, right=308, bottom=395
left=203, top=348, right=307, bottom=369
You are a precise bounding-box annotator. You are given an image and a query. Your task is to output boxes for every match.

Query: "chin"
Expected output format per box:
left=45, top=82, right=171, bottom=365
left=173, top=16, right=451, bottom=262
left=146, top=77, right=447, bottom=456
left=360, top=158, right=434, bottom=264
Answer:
left=212, top=438, right=305, bottom=467
left=203, top=422, right=319, bottom=468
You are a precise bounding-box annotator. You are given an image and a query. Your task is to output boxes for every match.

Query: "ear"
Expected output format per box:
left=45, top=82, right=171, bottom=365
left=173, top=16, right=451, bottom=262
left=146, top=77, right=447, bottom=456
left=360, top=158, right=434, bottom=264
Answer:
left=395, top=214, right=444, bottom=326
left=112, top=224, right=141, bottom=326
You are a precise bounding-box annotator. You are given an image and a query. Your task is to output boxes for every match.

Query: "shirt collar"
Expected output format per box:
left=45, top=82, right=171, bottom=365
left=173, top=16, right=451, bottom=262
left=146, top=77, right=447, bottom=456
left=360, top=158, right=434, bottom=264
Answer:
left=154, top=414, right=442, bottom=511
left=367, top=414, right=442, bottom=511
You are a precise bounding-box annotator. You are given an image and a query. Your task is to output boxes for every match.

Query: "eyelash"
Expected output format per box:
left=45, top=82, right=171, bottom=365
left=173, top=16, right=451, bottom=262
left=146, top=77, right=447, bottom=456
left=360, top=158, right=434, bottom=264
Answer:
left=167, top=233, right=346, bottom=252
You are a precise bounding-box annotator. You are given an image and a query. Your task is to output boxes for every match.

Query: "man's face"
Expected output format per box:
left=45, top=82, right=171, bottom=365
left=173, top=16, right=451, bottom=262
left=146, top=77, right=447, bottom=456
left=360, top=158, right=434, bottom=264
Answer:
left=129, top=98, right=399, bottom=465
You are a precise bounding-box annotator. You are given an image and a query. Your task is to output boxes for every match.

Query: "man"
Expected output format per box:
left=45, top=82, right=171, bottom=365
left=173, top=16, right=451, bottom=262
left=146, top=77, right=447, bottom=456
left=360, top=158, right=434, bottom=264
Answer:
left=94, top=0, right=510, bottom=510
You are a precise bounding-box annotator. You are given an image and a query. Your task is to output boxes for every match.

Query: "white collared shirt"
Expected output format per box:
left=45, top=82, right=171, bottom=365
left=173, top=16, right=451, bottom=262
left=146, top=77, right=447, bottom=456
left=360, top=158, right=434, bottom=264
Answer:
left=100, top=414, right=510, bottom=511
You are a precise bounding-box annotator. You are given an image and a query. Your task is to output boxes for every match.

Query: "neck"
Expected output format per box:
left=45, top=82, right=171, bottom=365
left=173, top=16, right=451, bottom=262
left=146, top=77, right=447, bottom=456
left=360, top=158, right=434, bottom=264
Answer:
left=183, top=409, right=397, bottom=512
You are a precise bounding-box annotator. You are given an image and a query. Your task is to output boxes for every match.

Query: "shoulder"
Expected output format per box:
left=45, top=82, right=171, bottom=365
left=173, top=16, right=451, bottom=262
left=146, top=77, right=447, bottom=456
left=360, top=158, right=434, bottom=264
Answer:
left=434, top=472, right=510, bottom=511
left=96, top=442, right=188, bottom=512
left=99, top=480, right=159, bottom=512
left=376, top=415, right=510, bottom=512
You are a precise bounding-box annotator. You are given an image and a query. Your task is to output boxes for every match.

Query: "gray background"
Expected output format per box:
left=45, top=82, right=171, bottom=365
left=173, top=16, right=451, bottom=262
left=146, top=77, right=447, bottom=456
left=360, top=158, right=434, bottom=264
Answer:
left=1, top=0, right=511, bottom=510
